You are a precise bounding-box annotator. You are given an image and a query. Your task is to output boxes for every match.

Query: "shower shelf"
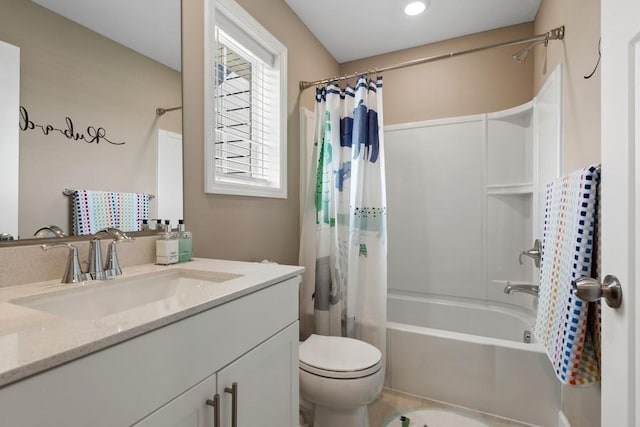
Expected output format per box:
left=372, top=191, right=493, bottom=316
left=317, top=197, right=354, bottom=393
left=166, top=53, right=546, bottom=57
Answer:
left=486, top=183, right=534, bottom=195
left=491, top=279, right=534, bottom=286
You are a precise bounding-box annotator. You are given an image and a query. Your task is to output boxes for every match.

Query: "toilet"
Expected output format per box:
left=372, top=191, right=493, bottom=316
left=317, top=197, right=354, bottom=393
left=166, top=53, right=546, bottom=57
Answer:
left=299, top=334, right=384, bottom=427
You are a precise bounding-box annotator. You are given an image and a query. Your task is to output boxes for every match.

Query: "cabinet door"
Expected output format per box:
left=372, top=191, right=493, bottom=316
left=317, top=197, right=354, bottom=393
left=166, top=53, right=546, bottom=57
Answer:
left=135, top=374, right=217, bottom=427
left=218, top=322, right=299, bottom=427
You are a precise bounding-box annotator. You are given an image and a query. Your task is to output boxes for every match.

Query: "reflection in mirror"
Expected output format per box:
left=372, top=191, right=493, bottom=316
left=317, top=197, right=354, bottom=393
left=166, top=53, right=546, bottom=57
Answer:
left=34, top=225, right=66, bottom=238
left=0, top=0, right=182, bottom=241
left=0, top=40, right=20, bottom=240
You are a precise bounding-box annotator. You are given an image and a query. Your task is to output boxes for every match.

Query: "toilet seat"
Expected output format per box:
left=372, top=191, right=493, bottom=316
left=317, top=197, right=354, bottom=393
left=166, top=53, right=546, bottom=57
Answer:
left=299, top=334, right=382, bottom=379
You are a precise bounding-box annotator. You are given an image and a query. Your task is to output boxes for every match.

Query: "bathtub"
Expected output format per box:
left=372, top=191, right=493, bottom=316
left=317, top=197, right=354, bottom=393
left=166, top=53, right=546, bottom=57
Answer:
left=385, top=293, right=561, bottom=427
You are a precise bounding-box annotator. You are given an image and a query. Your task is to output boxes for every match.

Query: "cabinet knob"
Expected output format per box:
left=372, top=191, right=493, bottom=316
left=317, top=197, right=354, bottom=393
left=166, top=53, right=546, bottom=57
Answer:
left=225, top=382, right=238, bottom=427
left=206, top=393, right=220, bottom=427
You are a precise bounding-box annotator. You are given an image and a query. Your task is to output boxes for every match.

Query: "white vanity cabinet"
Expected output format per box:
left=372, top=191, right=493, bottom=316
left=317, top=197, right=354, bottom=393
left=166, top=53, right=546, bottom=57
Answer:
left=135, top=374, right=218, bottom=427
left=0, top=276, right=300, bottom=427
left=136, top=323, right=298, bottom=427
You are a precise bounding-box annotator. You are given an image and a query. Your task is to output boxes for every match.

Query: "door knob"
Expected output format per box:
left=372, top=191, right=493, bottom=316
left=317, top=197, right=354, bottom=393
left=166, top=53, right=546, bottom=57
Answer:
left=571, top=275, right=623, bottom=308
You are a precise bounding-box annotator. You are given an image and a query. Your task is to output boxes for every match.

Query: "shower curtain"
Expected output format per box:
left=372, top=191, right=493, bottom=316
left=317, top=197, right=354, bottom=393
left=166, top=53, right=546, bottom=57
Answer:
left=299, top=76, right=387, bottom=355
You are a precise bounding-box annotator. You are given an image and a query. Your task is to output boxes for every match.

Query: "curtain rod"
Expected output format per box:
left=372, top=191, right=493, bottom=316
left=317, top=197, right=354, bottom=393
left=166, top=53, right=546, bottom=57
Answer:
left=299, top=26, right=565, bottom=91
left=156, top=106, right=182, bottom=116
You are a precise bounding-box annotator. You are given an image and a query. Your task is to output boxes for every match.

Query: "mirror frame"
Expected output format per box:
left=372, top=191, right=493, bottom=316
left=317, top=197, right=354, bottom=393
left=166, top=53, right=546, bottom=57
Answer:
left=0, top=230, right=164, bottom=247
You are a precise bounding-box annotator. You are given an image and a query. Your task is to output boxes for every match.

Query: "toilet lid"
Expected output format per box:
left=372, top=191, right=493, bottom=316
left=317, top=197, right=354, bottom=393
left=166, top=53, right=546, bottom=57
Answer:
left=299, top=334, right=382, bottom=379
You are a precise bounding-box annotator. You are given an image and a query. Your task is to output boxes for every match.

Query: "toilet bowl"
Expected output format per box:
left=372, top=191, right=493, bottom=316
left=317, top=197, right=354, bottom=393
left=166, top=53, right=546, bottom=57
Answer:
left=299, top=334, right=384, bottom=427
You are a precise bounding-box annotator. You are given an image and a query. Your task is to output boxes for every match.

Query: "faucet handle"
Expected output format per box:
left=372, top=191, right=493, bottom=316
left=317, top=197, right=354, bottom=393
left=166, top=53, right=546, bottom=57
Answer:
left=88, top=239, right=107, bottom=280
left=96, top=227, right=134, bottom=242
left=95, top=228, right=133, bottom=278
left=41, top=243, right=88, bottom=284
left=104, top=241, right=124, bottom=277
left=519, top=239, right=541, bottom=268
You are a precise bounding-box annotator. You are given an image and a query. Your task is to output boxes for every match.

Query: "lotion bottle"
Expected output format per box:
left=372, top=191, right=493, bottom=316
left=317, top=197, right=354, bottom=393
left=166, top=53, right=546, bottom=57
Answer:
left=178, top=219, right=192, bottom=262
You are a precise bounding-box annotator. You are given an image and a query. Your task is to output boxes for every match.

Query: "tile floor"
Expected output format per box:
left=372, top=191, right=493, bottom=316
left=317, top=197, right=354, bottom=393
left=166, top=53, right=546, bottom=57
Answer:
left=368, top=388, right=533, bottom=427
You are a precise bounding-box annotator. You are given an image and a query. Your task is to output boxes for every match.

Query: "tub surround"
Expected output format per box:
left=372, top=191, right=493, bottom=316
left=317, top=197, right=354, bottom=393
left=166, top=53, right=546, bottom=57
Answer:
left=0, top=258, right=303, bottom=387
left=386, top=293, right=561, bottom=426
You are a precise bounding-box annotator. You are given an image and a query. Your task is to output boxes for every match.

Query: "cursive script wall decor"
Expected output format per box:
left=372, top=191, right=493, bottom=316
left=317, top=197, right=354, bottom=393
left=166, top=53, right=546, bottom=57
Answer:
left=19, top=106, right=126, bottom=146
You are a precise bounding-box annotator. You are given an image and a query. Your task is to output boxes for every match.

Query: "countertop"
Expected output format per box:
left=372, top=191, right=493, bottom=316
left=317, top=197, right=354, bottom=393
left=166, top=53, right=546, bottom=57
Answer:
left=0, top=258, right=304, bottom=388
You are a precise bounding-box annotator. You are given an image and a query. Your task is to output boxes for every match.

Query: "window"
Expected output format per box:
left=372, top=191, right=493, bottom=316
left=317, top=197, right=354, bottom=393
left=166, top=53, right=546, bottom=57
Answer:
left=205, top=0, right=287, bottom=198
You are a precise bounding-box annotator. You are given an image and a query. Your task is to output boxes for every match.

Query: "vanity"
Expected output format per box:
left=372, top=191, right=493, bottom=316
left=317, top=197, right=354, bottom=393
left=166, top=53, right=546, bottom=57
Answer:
left=0, top=259, right=303, bottom=427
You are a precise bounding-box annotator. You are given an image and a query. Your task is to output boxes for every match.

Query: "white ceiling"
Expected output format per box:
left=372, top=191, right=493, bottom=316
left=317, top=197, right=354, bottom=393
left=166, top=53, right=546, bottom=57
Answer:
left=31, top=0, right=181, bottom=71
left=284, top=0, right=542, bottom=63
left=30, top=0, right=541, bottom=71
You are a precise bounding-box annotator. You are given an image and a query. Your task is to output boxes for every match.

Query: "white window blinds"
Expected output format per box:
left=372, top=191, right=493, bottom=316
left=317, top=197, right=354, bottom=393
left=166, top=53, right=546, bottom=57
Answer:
left=205, top=0, right=287, bottom=199
left=215, top=29, right=270, bottom=182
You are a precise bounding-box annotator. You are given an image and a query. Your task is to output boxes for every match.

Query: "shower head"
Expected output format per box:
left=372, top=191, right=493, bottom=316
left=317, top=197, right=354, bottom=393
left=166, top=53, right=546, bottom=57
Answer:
left=511, top=26, right=564, bottom=64
left=512, top=47, right=531, bottom=64
left=512, top=39, right=549, bottom=64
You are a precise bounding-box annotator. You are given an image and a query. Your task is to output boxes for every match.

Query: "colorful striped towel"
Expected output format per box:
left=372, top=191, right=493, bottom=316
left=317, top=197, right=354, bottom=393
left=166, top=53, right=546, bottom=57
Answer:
left=534, top=165, right=601, bottom=385
left=71, top=190, right=150, bottom=235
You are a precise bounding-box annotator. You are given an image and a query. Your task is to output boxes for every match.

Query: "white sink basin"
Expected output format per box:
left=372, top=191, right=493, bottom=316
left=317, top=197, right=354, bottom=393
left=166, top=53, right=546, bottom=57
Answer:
left=10, top=269, right=242, bottom=320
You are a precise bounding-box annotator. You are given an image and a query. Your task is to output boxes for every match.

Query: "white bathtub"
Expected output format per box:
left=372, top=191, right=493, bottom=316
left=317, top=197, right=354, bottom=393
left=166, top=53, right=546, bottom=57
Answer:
left=386, top=293, right=561, bottom=426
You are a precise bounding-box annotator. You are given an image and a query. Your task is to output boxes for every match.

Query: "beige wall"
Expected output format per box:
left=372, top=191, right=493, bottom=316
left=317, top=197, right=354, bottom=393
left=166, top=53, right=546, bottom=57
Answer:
left=534, top=0, right=601, bottom=173
left=182, top=0, right=339, bottom=264
left=340, top=23, right=535, bottom=124
left=534, top=2, right=602, bottom=425
left=0, top=0, right=181, bottom=238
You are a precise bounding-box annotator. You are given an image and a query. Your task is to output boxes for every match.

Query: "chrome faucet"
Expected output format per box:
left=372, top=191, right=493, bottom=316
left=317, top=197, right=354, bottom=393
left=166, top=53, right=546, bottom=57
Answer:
left=504, top=283, right=539, bottom=297
left=41, top=243, right=88, bottom=284
left=34, top=225, right=67, bottom=238
left=93, top=228, right=134, bottom=277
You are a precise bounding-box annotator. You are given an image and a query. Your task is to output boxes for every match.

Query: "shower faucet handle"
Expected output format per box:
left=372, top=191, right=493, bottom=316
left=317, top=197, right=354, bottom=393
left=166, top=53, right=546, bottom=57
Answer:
left=519, top=239, right=541, bottom=268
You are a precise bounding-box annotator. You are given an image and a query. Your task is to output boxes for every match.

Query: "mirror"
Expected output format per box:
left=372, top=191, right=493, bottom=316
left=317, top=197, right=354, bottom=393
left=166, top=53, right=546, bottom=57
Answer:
left=0, top=0, right=182, bottom=241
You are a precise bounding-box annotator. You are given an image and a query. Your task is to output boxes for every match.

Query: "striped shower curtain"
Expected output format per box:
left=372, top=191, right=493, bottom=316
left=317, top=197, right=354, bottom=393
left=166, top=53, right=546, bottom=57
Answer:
left=299, top=75, right=387, bottom=355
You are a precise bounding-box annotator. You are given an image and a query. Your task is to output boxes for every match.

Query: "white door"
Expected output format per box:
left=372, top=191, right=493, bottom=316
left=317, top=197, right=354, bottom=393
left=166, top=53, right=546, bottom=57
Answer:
left=601, top=0, right=639, bottom=424
left=157, top=129, right=184, bottom=227
left=0, top=40, right=20, bottom=239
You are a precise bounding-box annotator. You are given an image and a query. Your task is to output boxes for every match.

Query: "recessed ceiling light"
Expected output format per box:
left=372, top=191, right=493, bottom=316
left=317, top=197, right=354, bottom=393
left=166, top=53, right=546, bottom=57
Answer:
left=404, top=1, right=427, bottom=16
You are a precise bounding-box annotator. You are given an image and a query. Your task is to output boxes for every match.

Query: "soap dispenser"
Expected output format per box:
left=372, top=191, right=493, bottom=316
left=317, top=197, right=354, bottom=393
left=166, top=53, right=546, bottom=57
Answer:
left=177, top=219, right=192, bottom=262
left=156, top=221, right=178, bottom=265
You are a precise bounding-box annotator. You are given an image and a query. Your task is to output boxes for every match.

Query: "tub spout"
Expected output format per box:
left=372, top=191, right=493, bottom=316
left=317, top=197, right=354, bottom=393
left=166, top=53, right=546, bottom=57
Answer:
left=504, top=283, right=539, bottom=297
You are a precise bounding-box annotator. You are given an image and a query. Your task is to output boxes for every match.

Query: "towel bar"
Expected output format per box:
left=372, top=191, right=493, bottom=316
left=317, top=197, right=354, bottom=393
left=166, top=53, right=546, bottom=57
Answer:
left=62, top=188, right=155, bottom=199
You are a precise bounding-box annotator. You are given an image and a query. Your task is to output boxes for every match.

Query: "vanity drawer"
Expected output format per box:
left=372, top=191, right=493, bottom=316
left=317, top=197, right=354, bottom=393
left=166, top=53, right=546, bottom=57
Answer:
left=0, top=276, right=300, bottom=427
